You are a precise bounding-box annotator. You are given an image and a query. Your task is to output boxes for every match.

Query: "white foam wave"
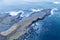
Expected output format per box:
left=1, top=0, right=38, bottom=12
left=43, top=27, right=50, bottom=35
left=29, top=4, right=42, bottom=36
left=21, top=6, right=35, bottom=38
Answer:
left=9, top=11, right=18, bottom=16
left=20, top=13, right=31, bottom=18
left=31, top=9, right=43, bottom=12
left=49, top=8, right=59, bottom=16
left=9, top=10, right=31, bottom=17
left=9, top=10, right=24, bottom=16
left=24, top=14, right=30, bottom=17
left=36, top=22, right=39, bottom=25
left=53, top=1, right=60, bottom=4
left=33, top=22, right=42, bottom=34
left=19, top=11, right=24, bottom=17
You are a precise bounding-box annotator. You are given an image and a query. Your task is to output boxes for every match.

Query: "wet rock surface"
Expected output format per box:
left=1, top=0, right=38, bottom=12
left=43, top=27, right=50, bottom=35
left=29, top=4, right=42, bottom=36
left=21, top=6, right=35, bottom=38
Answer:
left=0, top=9, right=51, bottom=40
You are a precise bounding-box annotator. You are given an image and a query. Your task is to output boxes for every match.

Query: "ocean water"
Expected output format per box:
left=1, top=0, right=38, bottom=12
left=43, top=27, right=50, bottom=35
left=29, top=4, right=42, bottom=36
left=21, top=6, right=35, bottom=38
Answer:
left=27, top=10, right=60, bottom=40
left=21, top=10, right=60, bottom=40
left=0, top=2, right=60, bottom=40
left=20, top=2, right=60, bottom=40
left=40, top=10, right=60, bottom=40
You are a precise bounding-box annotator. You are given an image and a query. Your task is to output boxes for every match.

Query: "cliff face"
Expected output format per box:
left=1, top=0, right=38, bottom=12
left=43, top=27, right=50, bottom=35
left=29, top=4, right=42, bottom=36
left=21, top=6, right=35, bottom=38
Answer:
left=0, top=9, right=51, bottom=40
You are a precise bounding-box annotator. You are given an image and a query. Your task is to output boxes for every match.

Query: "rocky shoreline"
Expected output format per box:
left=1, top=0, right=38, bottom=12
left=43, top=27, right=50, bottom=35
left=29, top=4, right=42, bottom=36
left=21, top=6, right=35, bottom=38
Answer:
left=0, top=9, right=51, bottom=40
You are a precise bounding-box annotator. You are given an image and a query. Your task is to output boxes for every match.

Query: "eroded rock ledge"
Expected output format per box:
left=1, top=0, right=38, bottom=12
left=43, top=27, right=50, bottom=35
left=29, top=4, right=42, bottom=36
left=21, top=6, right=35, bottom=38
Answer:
left=0, top=9, right=51, bottom=40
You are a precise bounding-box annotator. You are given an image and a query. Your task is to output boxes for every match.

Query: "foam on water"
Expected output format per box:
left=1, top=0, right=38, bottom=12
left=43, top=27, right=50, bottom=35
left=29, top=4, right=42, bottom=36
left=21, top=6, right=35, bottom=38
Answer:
left=53, top=1, right=60, bottom=4
left=31, top=9, right=43, bottom=12
left=49, top=8, right=59, bottom=17
left=9, top=10, right=24, bottom=16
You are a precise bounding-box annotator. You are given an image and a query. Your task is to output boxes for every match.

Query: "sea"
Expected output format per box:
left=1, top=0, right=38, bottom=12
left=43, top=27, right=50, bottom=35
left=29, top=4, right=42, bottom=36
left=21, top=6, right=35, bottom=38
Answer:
left=0, top=2, right=60, bottom=40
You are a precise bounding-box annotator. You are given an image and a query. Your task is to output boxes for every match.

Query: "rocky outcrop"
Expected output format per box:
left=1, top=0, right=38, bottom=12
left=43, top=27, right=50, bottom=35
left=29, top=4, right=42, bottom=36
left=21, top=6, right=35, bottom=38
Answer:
left=0, top=9, right=51, bottom=40
left=0, top=13, right=22, bottom=25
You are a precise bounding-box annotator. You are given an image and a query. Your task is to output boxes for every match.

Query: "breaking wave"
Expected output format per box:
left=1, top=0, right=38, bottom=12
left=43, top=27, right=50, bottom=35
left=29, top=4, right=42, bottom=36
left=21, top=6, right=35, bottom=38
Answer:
left=53, top=1, right=60, bottom=4
left=48, top=8, right=59, bottom=17
left=31, top=9, right=43, bottom=12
